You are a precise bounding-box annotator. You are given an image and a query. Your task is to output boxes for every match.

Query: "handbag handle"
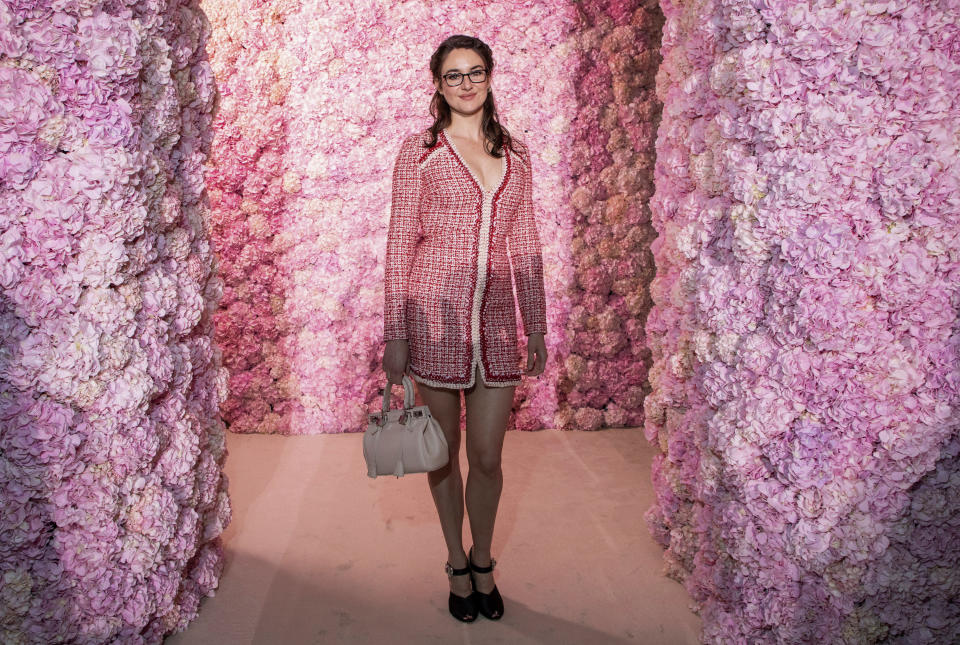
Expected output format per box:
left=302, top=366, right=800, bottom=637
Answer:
left=382, top=373, right=416, bottom=413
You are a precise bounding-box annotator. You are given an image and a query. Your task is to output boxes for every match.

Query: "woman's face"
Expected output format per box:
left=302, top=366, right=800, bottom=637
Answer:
left=434, top=47, right=491, bottom=117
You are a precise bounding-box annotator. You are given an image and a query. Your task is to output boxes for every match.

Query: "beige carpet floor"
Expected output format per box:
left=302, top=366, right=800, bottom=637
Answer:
left=165, top=426, right=702, bottom=644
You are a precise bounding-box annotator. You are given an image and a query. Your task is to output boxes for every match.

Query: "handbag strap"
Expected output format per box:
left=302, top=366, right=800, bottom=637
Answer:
left=382, top=373, right=416, bottom=413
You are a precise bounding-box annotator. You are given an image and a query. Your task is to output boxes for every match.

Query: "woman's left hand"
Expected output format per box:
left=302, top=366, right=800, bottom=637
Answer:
left=525, top=333, right=547, bottom=378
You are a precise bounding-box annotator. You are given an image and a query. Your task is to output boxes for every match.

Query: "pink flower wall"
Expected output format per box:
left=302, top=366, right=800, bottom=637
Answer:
left=644, top=0, right=960, bottom=642
left=202, top=0, right=665, bottom=434
left=4, top=0, right=958, bottom=641
left=1, top=1, right=230, bottom=642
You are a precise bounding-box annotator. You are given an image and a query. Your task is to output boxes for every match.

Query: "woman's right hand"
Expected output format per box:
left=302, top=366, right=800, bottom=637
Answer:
left=383, top=339, right=410, bottom=384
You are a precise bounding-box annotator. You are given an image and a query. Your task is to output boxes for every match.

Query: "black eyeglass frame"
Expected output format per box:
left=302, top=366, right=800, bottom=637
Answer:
left=441, top=68, right=488, bottom=87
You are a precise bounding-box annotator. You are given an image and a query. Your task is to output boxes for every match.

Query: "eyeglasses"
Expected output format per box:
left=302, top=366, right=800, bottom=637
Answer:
left=442, top=68, right=487, bottom=87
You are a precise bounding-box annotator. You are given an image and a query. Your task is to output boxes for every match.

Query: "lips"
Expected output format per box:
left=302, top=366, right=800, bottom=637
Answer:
left=460, top=93, right=476, bottom=100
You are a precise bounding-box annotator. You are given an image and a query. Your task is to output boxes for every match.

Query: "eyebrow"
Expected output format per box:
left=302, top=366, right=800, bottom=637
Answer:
left=443, top=64, right=483, bottom=74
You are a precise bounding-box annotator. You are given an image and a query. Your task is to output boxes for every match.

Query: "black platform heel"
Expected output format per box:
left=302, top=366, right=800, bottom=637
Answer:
left=469, top=546, right=504, bottom=620
left=445, top=561, right=478, bottom=622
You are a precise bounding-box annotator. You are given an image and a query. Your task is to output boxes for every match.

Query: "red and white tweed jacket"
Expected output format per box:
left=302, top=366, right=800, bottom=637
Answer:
left=384, top=128, right=547, bottom=389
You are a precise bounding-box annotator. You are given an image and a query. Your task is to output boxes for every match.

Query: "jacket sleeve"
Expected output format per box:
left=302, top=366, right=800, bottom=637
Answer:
left=508, top=144, right=547, bottom=336
left=384, top=135, right=422, bottom=342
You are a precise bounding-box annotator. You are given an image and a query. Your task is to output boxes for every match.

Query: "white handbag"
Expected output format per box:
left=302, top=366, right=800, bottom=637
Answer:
left=364, top=374, right=449, bottom=478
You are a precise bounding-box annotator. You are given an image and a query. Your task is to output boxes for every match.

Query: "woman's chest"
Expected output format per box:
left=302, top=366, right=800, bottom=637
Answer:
left=449, top=138, right=504, bottom=191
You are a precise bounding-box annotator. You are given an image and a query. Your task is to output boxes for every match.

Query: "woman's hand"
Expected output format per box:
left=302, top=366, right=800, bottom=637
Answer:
left=525, top=333, right=547, bottom=378
left=383, top=339, right=410, bottom=384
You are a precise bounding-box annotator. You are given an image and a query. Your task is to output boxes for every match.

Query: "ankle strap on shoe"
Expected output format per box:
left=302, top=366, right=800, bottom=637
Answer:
left=469, top=554, right=496, bottom=573
left=445, top=562, right=470, bottom=576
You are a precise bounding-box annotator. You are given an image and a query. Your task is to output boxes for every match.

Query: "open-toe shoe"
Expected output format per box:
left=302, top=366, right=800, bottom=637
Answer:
left=445, top=561, right=478, bottom=622
left=468, top=546, right=504, bottom=620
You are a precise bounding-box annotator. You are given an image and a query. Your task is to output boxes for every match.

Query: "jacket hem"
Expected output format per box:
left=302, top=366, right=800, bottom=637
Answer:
left=409, top=362, right=521, bottom=390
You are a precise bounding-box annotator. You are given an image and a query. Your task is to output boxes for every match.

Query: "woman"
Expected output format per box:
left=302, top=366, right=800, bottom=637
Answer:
left=382, top=34, right=548, bottom=622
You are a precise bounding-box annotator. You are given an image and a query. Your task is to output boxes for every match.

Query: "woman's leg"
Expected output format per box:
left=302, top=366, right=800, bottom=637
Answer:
left=416, top=379, right=471, bottom=597
left=463, top=364, right=515, bottom=593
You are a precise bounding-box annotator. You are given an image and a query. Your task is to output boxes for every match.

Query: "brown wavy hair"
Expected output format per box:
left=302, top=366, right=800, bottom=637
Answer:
left=423, top=35, right=514, bottom=158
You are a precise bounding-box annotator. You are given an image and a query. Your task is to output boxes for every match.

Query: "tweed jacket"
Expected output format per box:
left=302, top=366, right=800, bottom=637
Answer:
left=384, top=128, right=547, bottom=389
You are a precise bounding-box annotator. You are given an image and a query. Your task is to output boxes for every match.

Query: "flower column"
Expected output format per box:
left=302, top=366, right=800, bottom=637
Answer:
left=645, top=1, right=960, bottom=642
left=556, top=0, right=664, bottom=431
left=0, top=1, right=230, bottom=642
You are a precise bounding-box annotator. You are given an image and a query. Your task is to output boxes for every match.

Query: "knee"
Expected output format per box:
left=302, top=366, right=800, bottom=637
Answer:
left=430, top=441, right=461, bottom=479
left=470, top=451, right=501, bottom=477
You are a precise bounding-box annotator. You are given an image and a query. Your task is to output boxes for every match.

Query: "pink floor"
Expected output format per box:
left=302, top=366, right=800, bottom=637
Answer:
left=165, top=427, right=702, bottom=644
